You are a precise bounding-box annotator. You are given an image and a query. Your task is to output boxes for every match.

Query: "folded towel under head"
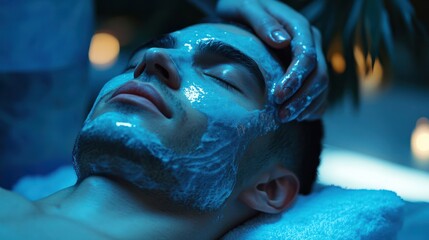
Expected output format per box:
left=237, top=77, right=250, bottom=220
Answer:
left=223, top=186, right=404, bottom=240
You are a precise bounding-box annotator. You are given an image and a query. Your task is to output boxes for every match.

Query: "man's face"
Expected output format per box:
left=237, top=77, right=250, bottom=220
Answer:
left=73, top=23, right=283, bottom=211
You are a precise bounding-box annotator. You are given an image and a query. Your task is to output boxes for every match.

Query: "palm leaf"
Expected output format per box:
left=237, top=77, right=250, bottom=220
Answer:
left=290, top=0, right=428, bottom=105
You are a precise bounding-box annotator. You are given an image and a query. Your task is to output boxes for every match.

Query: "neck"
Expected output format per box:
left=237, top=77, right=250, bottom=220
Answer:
left=36, top=176, right=247, bottom=240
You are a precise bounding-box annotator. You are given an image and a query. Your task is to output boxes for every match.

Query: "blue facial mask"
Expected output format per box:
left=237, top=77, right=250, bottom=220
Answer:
left=73, top=24, right=282, bottom=211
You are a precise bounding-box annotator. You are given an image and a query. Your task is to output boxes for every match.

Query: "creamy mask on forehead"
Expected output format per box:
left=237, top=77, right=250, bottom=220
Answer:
left=175, top=24, right=284, bottom=90
left=73, top=23, right=283, bottom=211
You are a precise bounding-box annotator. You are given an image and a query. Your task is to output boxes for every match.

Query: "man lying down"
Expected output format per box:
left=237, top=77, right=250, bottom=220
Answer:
left=0, top=22, right=324, bottom=239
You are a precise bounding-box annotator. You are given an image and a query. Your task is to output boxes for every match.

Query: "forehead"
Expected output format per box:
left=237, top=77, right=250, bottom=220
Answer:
left=172, top=23, right=283, bottom=87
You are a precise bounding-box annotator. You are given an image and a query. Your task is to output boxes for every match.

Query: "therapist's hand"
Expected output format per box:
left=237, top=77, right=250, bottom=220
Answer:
left=216, top=0, right=328, bottom=122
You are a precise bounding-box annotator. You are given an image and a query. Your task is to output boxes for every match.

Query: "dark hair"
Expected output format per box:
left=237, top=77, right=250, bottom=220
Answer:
left=271, top=120, right=324, bottom=195
left=237, top=120, right=323, bottom=195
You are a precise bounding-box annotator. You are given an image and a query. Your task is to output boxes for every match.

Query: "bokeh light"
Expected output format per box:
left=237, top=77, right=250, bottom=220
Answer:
left=319, top=147, right=429, bottom=202
left=330, top=52, right=346, bottom=74
left=411, top=117, right=429, bottom=162
left=89, top=33, right=120, bottom=69
left=354, top=45, right=383, bottom=95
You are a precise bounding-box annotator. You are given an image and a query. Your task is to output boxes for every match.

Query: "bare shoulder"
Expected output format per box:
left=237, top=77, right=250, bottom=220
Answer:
left=0, top=188, right=109, bottom=239
left=0, top=188, right=39, bottom=239
left=0, top=187, right=38, bottom=218
left=0, top=215, right=110, bottom=240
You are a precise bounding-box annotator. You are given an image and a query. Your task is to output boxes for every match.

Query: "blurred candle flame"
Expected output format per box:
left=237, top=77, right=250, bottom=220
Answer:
left=330, top=52, right=346, bottom=74
left=411, top=117, right=429, bottom=162
left=89, top=33, right=120, bottom=69
left=354, top=45, right=383, bottom=95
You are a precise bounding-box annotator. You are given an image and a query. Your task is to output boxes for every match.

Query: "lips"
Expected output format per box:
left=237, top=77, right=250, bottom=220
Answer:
left=109, top=80, right=172, bottom=118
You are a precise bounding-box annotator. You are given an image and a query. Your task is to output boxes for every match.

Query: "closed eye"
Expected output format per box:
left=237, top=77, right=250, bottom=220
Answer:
left=205, top=74, right=243, bottom=93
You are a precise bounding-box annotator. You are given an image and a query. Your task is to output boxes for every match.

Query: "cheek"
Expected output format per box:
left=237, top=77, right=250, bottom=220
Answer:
left=181, top=78, right=235, bottom=116
left=180, top=77, right=276, bottom=144
left=86, top=73, right=133, bottom=120
left=164, top=107, right=208, bottom=153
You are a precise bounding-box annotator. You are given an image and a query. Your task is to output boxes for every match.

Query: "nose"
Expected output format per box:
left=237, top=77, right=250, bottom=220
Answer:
left=134, top=48, right=181, bottom=90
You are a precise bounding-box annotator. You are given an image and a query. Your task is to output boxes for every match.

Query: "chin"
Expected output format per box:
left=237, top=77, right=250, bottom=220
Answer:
left=73, top=132, right=237, bottom=212
left=74, top=111, right=161, bottom=178
left=72, top=112, right=236, bottom=212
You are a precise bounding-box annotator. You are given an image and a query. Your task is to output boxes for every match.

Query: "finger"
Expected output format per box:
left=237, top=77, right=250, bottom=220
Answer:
left=273, top=46, right=317, bottom=105
left=278, top=94, right=312, bottom=122
left=278, top=27, right=328, bottom=122
left=296, top=92, right=327, bottom=121
left=263, top=0, right=313, bottom=45
left=311, top=27, right=328, bottom=78
left=263, top=2, right=317, bottom=104
left=297, top=28, right=328, bottom=121
left=278, top=77, right=327, bottom=122
left=235, top=0, right=291, bottom=48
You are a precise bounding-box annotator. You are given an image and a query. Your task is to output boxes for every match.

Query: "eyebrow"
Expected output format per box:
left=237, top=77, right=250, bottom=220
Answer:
left=197, top=40, right=265, bottom=91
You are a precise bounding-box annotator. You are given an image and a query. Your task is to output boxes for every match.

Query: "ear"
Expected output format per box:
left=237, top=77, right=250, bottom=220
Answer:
left=238, top=165, right=299, bottom=214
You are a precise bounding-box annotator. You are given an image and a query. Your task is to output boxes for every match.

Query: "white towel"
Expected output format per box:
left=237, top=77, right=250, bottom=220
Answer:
left=223, top=186, right=404, bottom=240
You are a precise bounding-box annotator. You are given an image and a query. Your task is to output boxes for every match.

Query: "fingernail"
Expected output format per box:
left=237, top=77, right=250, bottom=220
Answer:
left=279, top=108, right=290, bottom=122
left=275, top=86, right=293, bottom=104
left=271, top=30, right=289, bottom=43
